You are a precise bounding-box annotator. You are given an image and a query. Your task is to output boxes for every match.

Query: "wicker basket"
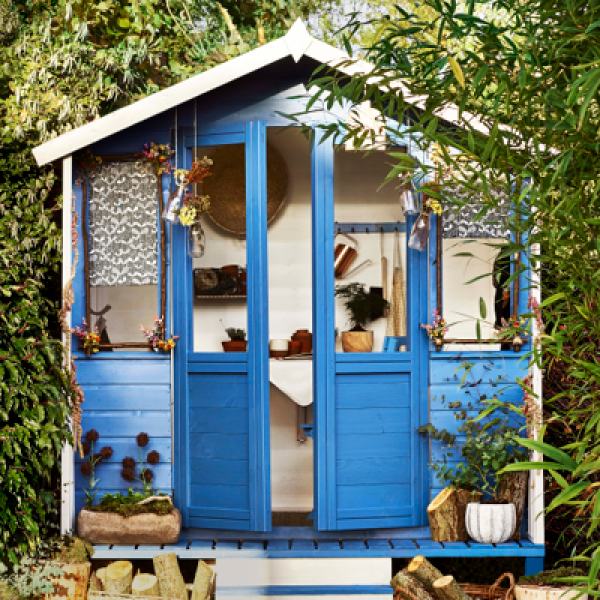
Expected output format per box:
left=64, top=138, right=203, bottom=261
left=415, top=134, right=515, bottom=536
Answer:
left=394, top=573, right=515, bottom=600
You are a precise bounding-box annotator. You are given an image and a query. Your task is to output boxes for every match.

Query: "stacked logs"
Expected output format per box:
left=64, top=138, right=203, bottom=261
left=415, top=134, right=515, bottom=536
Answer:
left=88, top=554, right=214, bottom=600
left=392, top=556, right=471, bottom=600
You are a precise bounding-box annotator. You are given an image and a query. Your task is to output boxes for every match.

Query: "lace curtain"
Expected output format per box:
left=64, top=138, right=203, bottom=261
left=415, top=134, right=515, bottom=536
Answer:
left=442, top=184, right=511, bottom=239
left=89, top=162, right=158, bottom=286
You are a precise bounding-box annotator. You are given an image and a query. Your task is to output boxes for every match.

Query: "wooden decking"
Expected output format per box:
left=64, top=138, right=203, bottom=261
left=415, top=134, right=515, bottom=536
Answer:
left=91, top=527, right=545, bottom=561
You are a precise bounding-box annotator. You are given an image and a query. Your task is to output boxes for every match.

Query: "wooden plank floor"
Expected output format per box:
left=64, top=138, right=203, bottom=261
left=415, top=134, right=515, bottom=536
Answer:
left=91, top=528, right=544, bottom=560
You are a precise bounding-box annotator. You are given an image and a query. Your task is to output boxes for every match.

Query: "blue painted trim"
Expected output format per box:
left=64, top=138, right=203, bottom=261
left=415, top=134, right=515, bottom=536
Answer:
left=217, top=585, right=392, bottom=596
left=172, top=125, right=189, bottom=524
left=525, top=556, right=545, bottom=575
left=187, top=352, right=248, bottom=363
left=75, top=352, right=169, bottom=360
left=311, top=128, right=336, bottom=531
left=245, top=120, right=271, bottom=532
left=183, top=132, right=245, bottom=147
left=417, top=214, right=431, bottom=526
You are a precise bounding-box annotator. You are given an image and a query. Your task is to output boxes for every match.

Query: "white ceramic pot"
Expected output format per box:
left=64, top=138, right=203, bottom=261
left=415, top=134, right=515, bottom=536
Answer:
left=465, top=502, right=516, bottom=544
left=515, top=586, right=588, bottom=600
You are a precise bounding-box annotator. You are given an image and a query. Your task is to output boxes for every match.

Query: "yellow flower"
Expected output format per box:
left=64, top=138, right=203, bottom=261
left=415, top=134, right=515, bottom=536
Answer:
left=179, top=206, right=197, bottom=226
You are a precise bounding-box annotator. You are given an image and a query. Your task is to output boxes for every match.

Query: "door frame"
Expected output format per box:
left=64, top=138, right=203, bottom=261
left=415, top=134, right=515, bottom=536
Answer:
left=173, top=120, right=271, bottom=531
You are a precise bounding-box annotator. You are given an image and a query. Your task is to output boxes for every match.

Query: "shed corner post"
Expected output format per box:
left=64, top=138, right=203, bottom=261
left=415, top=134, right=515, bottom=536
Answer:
left=528, top=241, right=545, bottom=547
left=61, top=154, right=76, bottom=534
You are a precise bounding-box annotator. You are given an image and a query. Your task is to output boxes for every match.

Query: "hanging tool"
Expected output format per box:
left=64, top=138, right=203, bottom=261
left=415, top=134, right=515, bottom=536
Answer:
left=380, top=225, right=389, bottom=316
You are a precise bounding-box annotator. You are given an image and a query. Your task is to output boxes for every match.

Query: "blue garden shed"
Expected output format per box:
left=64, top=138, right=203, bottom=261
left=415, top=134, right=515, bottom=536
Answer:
left=34, top=20, right=545, bottom=598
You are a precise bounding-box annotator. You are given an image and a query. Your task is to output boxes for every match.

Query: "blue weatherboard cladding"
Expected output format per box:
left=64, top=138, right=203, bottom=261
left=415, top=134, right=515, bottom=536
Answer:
left=428, top=353, right=528, bottom=500
left=74, top=356, right=173, bottom=513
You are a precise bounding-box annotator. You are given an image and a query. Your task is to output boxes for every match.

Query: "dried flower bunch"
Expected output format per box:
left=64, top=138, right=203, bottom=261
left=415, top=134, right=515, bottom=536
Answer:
left=140, top=142, right=174, bottom=176
left=178, top=193, right=211, bottom=227
left=121, top=432, right=159, bottom=494
left=140, top=315, right=178, bottom=351
left=72, top=318, right=101, bottom=353
left=80, top=429, right=113, bottom=507
left=494, top=316, right=528, bottom=340
left=421, top=308, right=449, bottom=339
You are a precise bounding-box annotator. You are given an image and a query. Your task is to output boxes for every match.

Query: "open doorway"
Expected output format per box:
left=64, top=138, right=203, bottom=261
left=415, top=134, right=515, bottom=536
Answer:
left=266, top=127, right=314, bottom=527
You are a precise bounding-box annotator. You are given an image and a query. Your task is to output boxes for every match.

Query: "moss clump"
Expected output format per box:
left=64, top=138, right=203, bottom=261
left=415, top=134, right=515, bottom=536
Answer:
left=0, top=580, right=18, bottom=600
left=89, top=491, right=173, bottom=517
left=518, top=567, right=586, bottom=587
left=51, top=536, right=94, bottom=564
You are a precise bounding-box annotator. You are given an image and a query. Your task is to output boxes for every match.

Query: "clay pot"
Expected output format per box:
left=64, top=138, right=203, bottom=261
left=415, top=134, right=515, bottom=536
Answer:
left=288, top=341, right=301, bottom=356
left=291, top=330, right=312, bottom=353
left=434, top=337, right=444, bottom=351
left=222, top=340, right=247, bottom=352
left=221, top=264, right=239, bottom=277
left=77, top=508, right=181, bottom=545
left=512, top=335, right=524, bottom=352
left=341, top=330, right=374, bottom=352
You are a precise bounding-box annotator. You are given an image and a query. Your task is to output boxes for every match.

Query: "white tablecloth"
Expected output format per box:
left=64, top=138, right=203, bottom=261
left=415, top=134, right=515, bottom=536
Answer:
left=269, top=359, right=313, bottom=406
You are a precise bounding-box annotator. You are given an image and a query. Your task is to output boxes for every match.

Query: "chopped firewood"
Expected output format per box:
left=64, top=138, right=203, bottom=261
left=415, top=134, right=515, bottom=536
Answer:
left=191, top=560, right=214, bottom=600
left=105, top=561, right=133, bottom=595
left=407, top=556, right=445, bottom=594
left=89, top=571, right=103, bottom=592
left=391, top=569, right=438, bottom=600
left=132, top=573, right=159, bottom=597
left=153, top=553, right=187, bottom=600
left=433, top=575, right=472, bottom=600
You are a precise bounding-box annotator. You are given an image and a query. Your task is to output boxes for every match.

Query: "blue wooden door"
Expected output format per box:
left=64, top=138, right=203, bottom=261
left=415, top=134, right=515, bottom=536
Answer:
left=312, top=130, right=430, bottom=530
left=173, top=121, right=271, bottom=531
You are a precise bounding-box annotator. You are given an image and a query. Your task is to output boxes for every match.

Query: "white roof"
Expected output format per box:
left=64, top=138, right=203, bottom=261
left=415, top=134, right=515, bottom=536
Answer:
left=33, top=20, right=487, bottom=166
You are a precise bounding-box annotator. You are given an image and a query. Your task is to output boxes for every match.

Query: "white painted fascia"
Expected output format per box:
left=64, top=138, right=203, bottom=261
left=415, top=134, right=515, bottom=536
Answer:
left=284, top=18, right=315, bottom=62
left=33, top=35, right=291, bottom=166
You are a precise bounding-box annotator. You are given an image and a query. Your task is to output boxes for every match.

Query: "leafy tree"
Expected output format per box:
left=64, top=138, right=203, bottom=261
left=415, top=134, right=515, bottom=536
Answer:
left=304, top=0, right=600, bottom=582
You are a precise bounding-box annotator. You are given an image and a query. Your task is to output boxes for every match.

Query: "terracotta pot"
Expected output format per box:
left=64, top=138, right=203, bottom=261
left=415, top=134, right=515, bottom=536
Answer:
left=77, top=508, right=181, bottom=545
left=45, top=562, right=91, bottom=600
left=288, top=341, right=301, bottom=355
left=341, top=330, right=374, bottom=352
left=465, top=502, right=516, bottom=544
left=221, top=264, right=239, bottom=277
left=222, top=340, right=247, bottom=352
left=512, top=335, right=524, bottom=352
left=292, top=330, right=312, bottom=353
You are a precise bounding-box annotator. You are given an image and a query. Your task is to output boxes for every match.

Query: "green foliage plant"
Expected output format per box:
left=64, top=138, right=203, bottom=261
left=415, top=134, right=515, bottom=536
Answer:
left=90, top=489, right=173, bottom=518
left=225, top=328, right=246, bottom=341
left=335, top=282, right=389, bottom=331
left=419, top=361, right=528, bottom=500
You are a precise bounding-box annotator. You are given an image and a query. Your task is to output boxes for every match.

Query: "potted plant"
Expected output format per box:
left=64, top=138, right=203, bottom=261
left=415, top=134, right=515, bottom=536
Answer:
left=335, top=283, right=389, bottom=352
left=77, top=430, right=181, bottom=545
left=223, top=327, right=247, bottom=352
left=515, top=567, right=587, bottom=600
left=419, top=393, right=529, bottom=543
